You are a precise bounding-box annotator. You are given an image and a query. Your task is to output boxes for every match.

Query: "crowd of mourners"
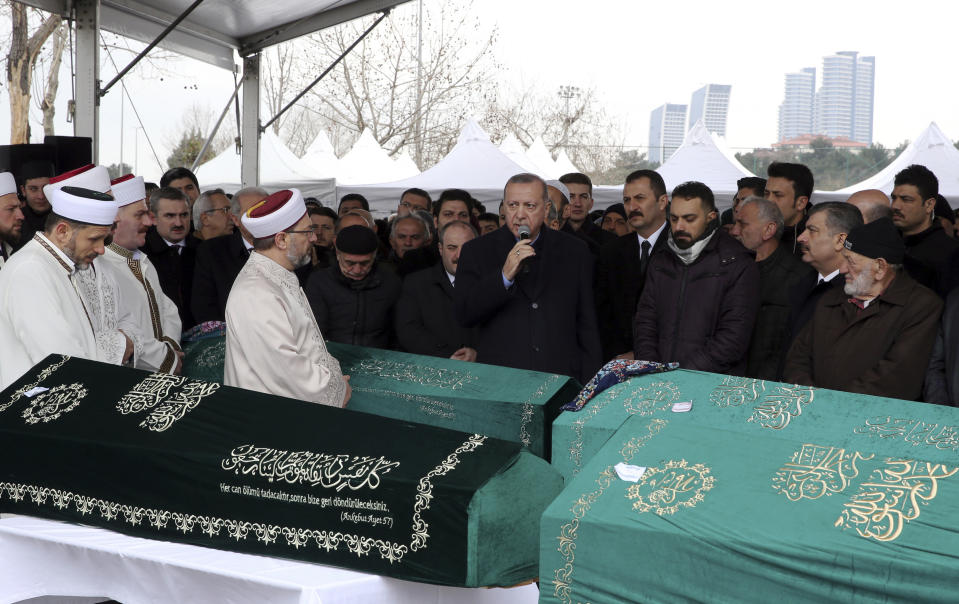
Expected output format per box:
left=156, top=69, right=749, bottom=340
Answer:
left=0, top=156, right=957, bottom=407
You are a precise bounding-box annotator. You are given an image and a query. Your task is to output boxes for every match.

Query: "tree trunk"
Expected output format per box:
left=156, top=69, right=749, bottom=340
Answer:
left=41, top=23, right=67, bottom=137
left=6, top=3, right=63, bottom=144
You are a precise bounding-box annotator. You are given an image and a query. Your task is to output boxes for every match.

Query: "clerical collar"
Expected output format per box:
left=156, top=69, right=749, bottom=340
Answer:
left=34, top=232, right=77, bottom=274
left=638, top=220, right=667, bottom=249
left=818, top=269, right=840, bottom=284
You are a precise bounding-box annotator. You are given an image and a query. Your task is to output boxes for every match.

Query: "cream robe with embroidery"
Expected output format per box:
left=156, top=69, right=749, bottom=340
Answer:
left=101, top=244, right=182, bottom=372
left=75, top=256, right=138, bottom=366
left=224, top=252, right=346, bottom=407
left=0, top=235, right=101, bottom=389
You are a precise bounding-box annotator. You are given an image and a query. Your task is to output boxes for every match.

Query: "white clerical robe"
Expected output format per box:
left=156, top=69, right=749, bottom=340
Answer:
left=224, top=252, right=346, bottom=407
left=75, top=256, right=138, bottom=366
left=101, top=244, right=182, bottom=372
left=0, top=235, right=102, bottom=389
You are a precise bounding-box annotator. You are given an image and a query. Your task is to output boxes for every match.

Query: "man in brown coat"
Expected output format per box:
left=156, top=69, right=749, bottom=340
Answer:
left=784, top=217, right=942, bottom=400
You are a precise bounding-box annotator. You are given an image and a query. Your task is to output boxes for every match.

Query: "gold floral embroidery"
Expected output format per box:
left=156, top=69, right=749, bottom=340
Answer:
left=567, top=381, right=679, bottom=473
left=552, top=420, right=666, bottom=604
left=627, top=459, right=715, bottom=516
left=0, top=434, right=487, bottom=565
left=21, top=383, right=87, bottom=425
left=0, top=355, right=71, bottom=414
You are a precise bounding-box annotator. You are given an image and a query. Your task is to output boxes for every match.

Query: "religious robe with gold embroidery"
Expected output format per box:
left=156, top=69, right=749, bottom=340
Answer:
left=224, top=252, right=346, bottom=407
left=0, top=235, right=101, bottom=389
left=102, top=244, right=182, bottom=373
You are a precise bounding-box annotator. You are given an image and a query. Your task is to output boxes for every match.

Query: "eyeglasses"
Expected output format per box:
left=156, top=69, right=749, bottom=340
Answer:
left=204, top=207, right=231, bottom=216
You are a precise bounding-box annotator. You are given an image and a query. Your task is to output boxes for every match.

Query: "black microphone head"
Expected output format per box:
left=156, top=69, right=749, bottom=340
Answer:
left=518, top=225, right=531, bottom=240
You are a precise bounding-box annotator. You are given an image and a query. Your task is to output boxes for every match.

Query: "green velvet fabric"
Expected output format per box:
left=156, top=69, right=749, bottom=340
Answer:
left=466, top=450, right=563, bottom=587
left=0, top=355, right=562, bottom=587
left=552, top=369, right=959, bottom=480
left=543, top=384, right=959, bottom=602
left=181, top=337, right=579, bottom=459
left=328, top=342, right=580, bottom=460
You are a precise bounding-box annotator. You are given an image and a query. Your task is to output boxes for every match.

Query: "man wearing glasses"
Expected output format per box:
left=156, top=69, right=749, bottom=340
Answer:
left=192, top=188, right=235, bottom=241
left=225, top=188, right=350, bottom=407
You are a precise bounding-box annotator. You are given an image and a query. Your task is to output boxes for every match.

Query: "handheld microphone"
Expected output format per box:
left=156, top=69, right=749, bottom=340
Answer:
left=516, top=225, right=532, bottom=275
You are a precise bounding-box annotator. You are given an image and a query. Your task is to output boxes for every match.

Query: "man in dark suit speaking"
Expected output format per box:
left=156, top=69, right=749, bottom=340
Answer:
left=454, top=173, right=602, bottom=384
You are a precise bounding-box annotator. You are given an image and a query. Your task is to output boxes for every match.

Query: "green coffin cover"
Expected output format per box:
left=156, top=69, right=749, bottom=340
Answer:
left=327, top=342, right=580, bottom=460
left=0, top=355, right=564, bottom=587
left=552, top=369, right=959, bottom=480
left=181, top=333, right=579, bottom=459
left=541, top=408, right=959, bottom=603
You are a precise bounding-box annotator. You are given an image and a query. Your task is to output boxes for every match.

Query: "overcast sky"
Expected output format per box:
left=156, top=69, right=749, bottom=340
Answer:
left=2, top=0, right=958, bottom=183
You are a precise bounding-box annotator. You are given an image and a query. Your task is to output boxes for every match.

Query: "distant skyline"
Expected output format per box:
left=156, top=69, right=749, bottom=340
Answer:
left=1, top=0, right=958, bottom=183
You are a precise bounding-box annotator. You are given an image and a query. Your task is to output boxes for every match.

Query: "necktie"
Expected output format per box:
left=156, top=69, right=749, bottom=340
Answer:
left=639, top=240, right=651, bottom=276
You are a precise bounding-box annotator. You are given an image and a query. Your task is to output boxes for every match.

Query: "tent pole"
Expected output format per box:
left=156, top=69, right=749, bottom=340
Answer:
left=73, top=0, right=99, bottom=160
left=99, top=0, right=207, bottom=97
left=240, top=54, right=261, bottom=187
left=260, top=9, right=390, bottom=134
left=191, top=76, right=244, bottom=172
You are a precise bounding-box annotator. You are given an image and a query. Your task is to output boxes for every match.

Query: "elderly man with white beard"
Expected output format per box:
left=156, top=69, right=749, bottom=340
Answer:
left=784, top=217, right=942, bottom=400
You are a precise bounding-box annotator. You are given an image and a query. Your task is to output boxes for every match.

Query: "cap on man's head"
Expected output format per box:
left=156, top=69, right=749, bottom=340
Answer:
left=843, top=217, right=905, bottom=264
left=51, top=186, right=118, bottom=225
left=545, top=179, right=570, bottom=202
left=44, top=164, right=111, bottom=200
left=0, top=172, right=17, bottom=196
left=335, top=225, right=379, bottom=255
left=603, top=203, right=627, bottom=220
left=110, top=174, right=146, bottom=207
left=934, top=195, right=953, bottom=222
left=241, top=188, right=306, bottom=239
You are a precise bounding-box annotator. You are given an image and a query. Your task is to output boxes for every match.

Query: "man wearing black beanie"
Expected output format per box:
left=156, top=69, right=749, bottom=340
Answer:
left=304, top=225, right=401, bottom=350
left=784, top=217, right=942, bottom=400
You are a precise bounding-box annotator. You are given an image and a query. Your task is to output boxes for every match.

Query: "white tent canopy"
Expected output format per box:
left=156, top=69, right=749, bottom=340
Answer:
left=834, top=122, right=959, bottom=205
left=526, top=137, right=560, bottom=179
left=300, top=131, right=339, bottom=179
left=195, top=129, right=335, bottom=199
left=392, top=151, right=420, bottom=179
left=337, top=119, right=535, bottom=215
left=655, top=120, right=755, bottom=211
left=499, top=133, right=549, bottom=175
left=553, top=150, right=579, bottom=176
left=335, top=128, right=408, bottom=184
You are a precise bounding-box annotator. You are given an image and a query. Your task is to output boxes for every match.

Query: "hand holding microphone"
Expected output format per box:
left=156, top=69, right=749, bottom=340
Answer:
left=502, top=224, right=536, bottom=281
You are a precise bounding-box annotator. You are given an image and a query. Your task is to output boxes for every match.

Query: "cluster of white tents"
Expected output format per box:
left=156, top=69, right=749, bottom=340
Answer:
left=196, top=119, right=959, bottom=216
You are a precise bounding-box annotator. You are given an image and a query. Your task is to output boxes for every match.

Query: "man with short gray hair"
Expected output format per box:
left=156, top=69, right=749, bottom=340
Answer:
left=192, top=188, right=234, bottom=241
left=190, top=186, right=268, bottom=323
left=730, top=196, right=813, bottom=379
